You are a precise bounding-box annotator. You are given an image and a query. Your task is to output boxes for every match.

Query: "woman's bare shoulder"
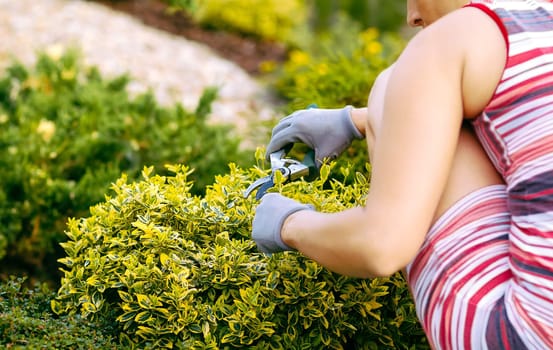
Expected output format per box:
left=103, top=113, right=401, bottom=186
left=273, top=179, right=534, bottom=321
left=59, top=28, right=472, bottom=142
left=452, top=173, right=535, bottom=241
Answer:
left=406, top=7, right=507, bottom=117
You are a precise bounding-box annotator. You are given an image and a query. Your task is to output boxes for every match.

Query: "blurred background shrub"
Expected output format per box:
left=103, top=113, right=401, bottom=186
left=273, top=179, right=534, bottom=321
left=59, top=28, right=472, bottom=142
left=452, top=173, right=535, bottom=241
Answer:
left=311, top=0, right=406, bottom=33
left=0, top=276, right=121, bottom=349
left=165, top=0, right=406, bottom=44
left=271, top=27, right=405, bottom=111
left=166, top=0, right=306, bottom=43
left=0, top=49, right=250, bottom=282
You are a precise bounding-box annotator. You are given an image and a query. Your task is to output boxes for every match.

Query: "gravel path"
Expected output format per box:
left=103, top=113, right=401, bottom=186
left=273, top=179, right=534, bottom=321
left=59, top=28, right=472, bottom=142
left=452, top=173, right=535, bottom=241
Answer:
left=0, top=0, right=278, bottom=138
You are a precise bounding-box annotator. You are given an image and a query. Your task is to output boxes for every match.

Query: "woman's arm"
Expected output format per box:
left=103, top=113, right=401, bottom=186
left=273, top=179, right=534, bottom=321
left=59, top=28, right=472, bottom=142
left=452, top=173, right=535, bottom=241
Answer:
left=280, top=8, right=506, bottom=278
left=350, top=107, right=368, bottom=137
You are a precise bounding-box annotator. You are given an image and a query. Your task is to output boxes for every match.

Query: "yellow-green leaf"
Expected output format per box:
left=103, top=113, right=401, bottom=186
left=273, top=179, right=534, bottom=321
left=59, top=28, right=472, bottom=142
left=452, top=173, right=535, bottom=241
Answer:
left=136, top=294, right=151, bottom=309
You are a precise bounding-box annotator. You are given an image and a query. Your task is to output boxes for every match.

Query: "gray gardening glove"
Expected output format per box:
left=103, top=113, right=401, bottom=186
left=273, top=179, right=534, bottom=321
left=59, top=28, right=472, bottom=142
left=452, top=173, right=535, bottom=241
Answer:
left=252, top=193, right=314, bottom=254
left=266, top=106, right=363, bottom=167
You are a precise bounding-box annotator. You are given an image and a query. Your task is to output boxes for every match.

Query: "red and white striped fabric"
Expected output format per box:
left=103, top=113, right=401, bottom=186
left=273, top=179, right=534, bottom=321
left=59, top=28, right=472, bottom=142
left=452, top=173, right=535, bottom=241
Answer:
left=406, top=1, right=553, bottom=349
left=407, top=186, right=512, bottom=349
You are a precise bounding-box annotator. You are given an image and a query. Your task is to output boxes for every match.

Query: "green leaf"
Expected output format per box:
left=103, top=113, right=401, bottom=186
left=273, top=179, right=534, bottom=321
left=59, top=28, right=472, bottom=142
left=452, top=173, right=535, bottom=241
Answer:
left=136, top=294, right=151, bottom=309
left=136, top=325, right=156, bottom=338
left=319, top=163, right=331, bottom=182
left=117, top=311, right=138, bottom=323
left=134, top=311, right=152, bottom=323
left=160, top=253, right=171, bottom=266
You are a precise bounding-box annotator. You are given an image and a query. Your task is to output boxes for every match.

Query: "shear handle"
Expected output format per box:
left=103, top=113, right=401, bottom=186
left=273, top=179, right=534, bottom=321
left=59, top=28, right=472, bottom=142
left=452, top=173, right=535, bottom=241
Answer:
left=269, top=149, right=287, bottom=169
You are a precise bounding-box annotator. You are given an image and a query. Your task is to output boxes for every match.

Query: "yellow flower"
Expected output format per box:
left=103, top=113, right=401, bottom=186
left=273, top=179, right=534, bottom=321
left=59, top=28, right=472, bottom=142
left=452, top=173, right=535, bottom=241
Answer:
left=36, top=119, right=56, bottom=143
left=289, top=50, right=310, bottom=66
left=22, top=77, right=40, bottom=90
left=130, top=139, right=140, bottom=151
left=317, top=63, right=328, bottom=76
left=364, top=41, right=383, bottom=57
left=360, top=27, right=379, bottom=44
left=294, top=75, right=308, bottom=90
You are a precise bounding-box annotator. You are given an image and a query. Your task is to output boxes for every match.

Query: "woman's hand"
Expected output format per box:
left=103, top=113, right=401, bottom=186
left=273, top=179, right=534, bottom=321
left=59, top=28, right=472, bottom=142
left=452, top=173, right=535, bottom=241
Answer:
left=265, top=106, right=364, bottom=168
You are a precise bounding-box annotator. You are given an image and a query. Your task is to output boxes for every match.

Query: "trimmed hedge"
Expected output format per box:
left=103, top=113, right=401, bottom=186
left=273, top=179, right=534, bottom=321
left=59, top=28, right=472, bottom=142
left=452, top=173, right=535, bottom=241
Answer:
left=53, top=154, right=429, bottom=349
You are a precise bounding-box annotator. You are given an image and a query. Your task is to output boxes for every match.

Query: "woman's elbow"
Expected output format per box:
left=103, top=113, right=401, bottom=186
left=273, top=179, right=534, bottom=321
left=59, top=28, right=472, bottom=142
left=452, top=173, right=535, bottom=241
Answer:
left=358, top=232, right=418, bottom=278
left=363, top=255, right=406, bottom=278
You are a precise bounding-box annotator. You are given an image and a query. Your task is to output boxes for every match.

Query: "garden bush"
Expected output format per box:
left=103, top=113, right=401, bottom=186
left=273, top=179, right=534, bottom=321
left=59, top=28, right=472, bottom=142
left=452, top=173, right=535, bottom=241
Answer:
left=167, top=0, right=307, bottom=43
left=0, top=276, right=121, bottom=349
left=272, top=28, right=405, bottom=112
left=165, top=0, right=406, bottom=44
left=0, top=49, right=251, bottom=279
left=53, top=151, right=429, bottom=349
left=310, top=0, right=406, bottom=33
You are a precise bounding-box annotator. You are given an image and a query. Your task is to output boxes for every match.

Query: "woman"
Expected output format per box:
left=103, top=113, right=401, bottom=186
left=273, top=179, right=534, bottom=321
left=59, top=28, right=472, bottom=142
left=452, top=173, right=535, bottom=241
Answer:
left=252, top=0, right=553, bottom=348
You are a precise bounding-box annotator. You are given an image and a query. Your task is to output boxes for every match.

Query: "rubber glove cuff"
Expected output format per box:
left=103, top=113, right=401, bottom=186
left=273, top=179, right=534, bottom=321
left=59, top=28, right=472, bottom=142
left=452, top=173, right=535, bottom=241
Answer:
left=252, top=193, right=314, bottom=254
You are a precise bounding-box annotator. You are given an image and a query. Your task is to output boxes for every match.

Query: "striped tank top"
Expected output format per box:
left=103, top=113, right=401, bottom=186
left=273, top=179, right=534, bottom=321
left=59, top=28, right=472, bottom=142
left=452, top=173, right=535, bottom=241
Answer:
left=472, top=0, right=553, bottom=346
left=406, top=1, right=553, bottom=349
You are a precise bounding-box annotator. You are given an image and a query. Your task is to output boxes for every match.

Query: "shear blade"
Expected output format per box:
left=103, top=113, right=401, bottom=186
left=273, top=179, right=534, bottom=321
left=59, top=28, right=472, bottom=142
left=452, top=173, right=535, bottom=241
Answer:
left=244, top=176, right=271, bottom=198
left=255, top=178, right=275, bottom=200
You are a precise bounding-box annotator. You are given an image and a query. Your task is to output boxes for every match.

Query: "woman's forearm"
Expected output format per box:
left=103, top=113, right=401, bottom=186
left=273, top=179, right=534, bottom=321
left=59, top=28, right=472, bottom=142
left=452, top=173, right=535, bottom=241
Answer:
left=280, top=204, right=401, bottom=278
left=278, top=107, right=384, bottom=279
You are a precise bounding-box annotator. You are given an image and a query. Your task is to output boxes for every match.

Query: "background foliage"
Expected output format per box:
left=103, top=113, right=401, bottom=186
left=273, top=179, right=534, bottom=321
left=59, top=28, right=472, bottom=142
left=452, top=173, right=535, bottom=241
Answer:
left=165, top=0, right=407, bottom=42
left=311, top=0, right=406, bottom=32
left=0, top=50, right=250, bottom=279
left=0, top=276, right=120, bottom=349
left=271, top=28, right=404, bottom=112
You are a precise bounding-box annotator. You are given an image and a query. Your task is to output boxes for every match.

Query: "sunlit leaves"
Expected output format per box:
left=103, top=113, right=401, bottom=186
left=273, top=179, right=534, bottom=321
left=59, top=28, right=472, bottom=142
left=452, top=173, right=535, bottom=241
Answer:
left=54, top=156, right=427, bottom=348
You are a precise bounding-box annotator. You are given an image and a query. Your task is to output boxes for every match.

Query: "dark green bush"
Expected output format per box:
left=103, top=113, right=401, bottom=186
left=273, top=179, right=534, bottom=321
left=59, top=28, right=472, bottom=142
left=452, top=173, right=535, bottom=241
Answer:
left=53, top=152, right=429, bottom=349
left=311, top=0, right=406, bottom=33
left=0, top=276, right=120, bottom=349
left=0, top=49, right=251, bottom=278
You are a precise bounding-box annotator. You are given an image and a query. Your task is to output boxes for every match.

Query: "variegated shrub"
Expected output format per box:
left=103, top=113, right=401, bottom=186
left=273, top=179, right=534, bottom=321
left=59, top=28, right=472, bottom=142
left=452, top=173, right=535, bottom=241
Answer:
left=53, top=152, right=428, bottom=349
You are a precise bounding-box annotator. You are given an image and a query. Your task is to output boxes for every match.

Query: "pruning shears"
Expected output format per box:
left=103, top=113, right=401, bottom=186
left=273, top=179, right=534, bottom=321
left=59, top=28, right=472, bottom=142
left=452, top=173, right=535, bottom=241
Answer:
left=244, top=148, right=318, bottom=200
